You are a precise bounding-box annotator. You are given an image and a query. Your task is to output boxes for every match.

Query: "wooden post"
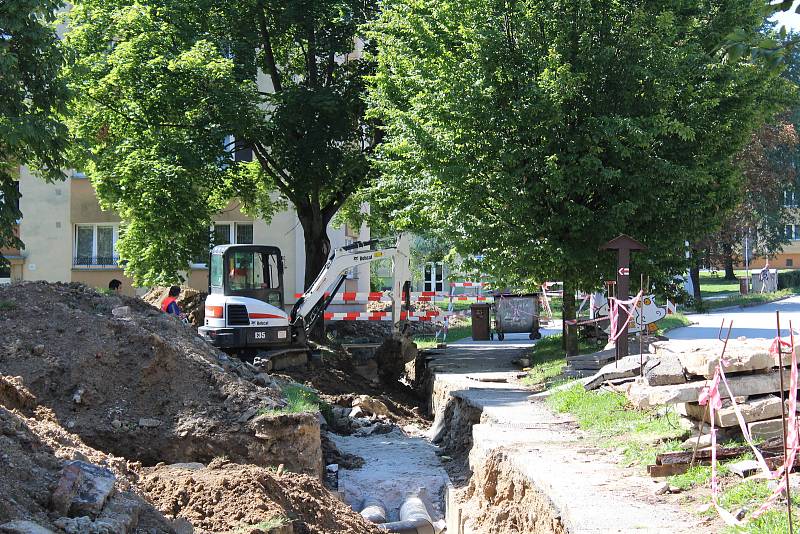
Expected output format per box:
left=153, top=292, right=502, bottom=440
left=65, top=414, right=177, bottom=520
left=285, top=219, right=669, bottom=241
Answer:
left=600, top=235, right=646, bottom=360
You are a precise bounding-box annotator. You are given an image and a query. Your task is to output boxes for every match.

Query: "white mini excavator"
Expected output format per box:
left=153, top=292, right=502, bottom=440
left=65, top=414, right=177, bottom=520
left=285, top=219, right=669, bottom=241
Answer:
left=198, top=235, right=411, bottom=358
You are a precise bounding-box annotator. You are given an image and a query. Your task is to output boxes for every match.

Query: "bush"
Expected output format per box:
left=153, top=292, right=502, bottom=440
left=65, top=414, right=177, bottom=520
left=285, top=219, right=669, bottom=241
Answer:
left=778, top=270, right=800, bottom=290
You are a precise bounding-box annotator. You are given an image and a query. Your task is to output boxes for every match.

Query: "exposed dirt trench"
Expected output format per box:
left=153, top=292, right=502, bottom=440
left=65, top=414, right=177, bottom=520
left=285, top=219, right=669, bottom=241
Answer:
left=429, top=383, right=567, bottom=534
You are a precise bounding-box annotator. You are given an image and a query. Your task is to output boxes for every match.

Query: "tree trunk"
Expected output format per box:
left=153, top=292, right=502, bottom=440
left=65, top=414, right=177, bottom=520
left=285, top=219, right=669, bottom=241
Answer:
left=690, top=260, right=702, bottom=309
left=562, top=278, right=578, bottom=357
left=723, top=243, right=736, bottom=280
left=298, top=209, right=332, bottom=341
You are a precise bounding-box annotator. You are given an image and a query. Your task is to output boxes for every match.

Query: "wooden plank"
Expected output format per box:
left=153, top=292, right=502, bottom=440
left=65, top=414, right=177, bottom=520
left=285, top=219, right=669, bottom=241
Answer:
left=656, top=441, right=784, bottom=465
left=648, top=463, right=689, bottom=477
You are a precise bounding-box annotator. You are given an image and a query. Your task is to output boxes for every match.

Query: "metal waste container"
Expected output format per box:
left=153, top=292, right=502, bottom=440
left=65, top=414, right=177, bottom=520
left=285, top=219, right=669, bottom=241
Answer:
left=493, top=293, right=542, bottom=341
left=470, top=303, right=491, bottom=341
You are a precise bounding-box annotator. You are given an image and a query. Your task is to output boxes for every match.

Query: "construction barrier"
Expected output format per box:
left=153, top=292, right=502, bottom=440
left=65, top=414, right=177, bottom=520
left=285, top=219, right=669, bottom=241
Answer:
left=323, top=311, right=453, bottom=321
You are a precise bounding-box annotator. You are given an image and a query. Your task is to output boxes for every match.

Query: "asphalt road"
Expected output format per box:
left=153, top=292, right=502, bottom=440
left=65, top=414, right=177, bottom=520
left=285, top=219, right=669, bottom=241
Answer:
left=668, top=294, right=800, bottom=341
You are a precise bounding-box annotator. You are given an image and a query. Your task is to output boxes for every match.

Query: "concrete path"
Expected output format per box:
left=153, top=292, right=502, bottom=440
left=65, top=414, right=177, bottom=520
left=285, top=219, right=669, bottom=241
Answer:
left=669, top=294, right=800, bottom=341
left=430, top=333, right=707, bottom=534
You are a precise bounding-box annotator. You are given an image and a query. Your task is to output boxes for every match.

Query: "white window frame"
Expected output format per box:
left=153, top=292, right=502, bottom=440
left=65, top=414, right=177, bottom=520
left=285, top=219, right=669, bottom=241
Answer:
left=424, top=261, right=444, bottom=292
left=73, top=224, right=119, bottom=268
left=191, top=221, right=255, bottom=268
left=786, top=191, right=797, bottom=208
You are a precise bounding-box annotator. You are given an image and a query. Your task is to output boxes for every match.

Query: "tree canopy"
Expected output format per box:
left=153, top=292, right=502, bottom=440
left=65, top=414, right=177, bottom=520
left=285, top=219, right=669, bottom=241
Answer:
left=0, top=0, right=69, bottom=258
left=700, top=118, right=798, bottom=279
left=65, top=0, right=377, bottom=286
left=366, top=0, right=794, bottom=350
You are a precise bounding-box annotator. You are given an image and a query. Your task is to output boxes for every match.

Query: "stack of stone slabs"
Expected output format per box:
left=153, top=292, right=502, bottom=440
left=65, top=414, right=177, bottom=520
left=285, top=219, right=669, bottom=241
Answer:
left=626, top=338, right=797, bottom=443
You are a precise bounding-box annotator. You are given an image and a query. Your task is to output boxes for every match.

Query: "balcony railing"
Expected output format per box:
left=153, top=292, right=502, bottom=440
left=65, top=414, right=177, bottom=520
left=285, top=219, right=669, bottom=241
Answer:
left=72, top=256, right=120, bottom=268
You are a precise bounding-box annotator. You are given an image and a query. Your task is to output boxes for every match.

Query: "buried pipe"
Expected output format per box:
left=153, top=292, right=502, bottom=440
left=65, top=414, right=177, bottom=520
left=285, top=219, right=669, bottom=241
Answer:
left=374, top=496, right=444, bottom=534
left=360, top=497, right=388, bottom=524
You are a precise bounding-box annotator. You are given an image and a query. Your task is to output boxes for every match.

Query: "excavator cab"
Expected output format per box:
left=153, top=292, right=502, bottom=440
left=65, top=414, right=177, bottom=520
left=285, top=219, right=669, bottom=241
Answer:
left=200, top=245, right=292, bottom=352
left=208, top=244, right=284, bottom=308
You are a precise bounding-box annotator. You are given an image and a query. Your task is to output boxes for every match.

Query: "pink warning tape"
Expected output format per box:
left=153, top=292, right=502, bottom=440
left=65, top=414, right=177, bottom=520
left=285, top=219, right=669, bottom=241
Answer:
left=700, top=327, right=800, bottom=526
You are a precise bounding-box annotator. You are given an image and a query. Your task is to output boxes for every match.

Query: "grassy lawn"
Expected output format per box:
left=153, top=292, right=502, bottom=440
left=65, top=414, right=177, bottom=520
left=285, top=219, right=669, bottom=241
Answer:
left=699, top=270, right=742, bottom=299
left=547, top=380, right=798, bottom=529
left=520, top=334, right=601, bottom=387
left=696, top=270, right=798, bottom=311
left=655, top=313, right=691, bottom=335
left=435, top=300, right=477, bottom=312
left=546, top=382, right=686, bottom=465
left=703, top=288, right=795, bottom=311
left=717, top=479, right=800, bottom=534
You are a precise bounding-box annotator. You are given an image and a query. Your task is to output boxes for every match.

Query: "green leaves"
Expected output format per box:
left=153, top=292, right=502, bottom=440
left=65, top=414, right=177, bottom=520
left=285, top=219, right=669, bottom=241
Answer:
left=0, top=0, right=70, bottom=261
left=65, top=0, right=378, bottom=285
left=367, top=0, right=792, bottom=292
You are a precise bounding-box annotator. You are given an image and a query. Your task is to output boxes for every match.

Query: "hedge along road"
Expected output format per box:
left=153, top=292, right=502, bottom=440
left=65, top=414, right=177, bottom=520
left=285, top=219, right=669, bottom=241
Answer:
left=668, top=295, right=800, bottom=341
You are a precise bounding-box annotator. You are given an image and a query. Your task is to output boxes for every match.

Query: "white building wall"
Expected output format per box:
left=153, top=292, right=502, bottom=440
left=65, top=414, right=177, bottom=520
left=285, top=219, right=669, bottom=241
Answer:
left=18, top=168, right=72, bottom=282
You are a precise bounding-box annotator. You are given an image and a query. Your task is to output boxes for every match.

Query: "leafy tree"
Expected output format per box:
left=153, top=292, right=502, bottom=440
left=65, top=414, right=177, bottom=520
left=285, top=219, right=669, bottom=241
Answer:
left=366, top=0, right=793, bottom=353
left=700, top=119, right=798, bottom=280
left=0, top=0, right=69, bottom=260
left=65, top=0, right=376, bottom=286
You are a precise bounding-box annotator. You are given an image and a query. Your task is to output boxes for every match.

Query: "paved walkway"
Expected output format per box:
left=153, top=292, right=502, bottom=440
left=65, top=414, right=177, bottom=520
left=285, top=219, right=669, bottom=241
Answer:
left=669, top=295, right=800, bottom=341
left=430, top=332, right=705, bottom=534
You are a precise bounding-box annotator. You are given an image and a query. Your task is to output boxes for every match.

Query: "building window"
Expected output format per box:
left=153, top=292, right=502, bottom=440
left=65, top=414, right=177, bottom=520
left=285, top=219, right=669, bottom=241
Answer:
left=235, top=223, right=253, bottom=244
left=786, top=191, right=798, bottom=208
left=0, top=263, right=10, bottom=283
left=213, top=223, right=253, bottom=246
left=74, top=224, right=118, bottom=267
left=214, top=224, right=231, bottom=246
left=193, top=222, right=254, bottom=266
left=424, top=262, right=444, bottom=292
left=788, top=259, right=794, bottom=267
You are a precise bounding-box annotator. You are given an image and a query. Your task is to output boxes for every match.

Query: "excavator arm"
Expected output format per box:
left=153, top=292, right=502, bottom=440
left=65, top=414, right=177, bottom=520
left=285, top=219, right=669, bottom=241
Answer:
left=290, top=234, right=411, bottom=337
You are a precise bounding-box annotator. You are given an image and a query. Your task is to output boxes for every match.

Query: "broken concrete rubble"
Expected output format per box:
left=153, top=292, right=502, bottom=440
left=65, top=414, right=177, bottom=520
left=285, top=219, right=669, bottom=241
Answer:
left=584, top=355, right=644, bottom=391
left=627, top=369, right=792, bottom=409
left=678, top=347, right=773, bottom=379
left=682, top=395, right=785, bottom=427
left=51, top=461, right=116, bottom=518
left=643, top=353, right=687, bottom=386
left=0, top=521, right=56, bottom=534
left=748, top=418, right=786, bottom=442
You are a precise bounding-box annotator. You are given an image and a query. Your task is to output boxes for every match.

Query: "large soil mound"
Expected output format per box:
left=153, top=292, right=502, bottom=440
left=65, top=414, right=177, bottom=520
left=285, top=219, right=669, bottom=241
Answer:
left=142, top=286, right=207, bottom=326
left=141, top=460, right=380, bottom=534
left=0, top=282, right=284, bottom=467
left=0, top=377, right=174, bottom=533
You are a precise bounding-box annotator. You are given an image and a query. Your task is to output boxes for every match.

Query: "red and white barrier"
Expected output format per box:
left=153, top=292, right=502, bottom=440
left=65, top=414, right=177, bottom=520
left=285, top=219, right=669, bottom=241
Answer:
left=323, top=311, right=453, bottom=321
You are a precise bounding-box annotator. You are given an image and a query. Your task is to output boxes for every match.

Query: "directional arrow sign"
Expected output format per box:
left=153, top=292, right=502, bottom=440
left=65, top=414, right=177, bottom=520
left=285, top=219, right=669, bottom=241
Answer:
left=600, top=234, right=647, bottom=360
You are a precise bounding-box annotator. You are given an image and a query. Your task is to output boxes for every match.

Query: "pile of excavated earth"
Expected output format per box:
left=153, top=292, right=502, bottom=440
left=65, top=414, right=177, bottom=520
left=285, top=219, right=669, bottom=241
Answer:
left=0, top=281, right=381, bottom=534
left=141, top=286, right=207, bottom=327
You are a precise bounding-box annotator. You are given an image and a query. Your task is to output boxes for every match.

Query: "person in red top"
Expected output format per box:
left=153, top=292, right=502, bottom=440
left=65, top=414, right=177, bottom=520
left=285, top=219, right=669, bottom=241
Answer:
left=161, top=286, right=182, bottom=316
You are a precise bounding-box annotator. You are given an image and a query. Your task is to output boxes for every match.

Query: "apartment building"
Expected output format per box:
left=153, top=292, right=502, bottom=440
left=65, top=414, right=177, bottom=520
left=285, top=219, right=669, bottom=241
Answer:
left=10, top=166, right=370, bottom=302
left=774, top=190, right=800, bottom=268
